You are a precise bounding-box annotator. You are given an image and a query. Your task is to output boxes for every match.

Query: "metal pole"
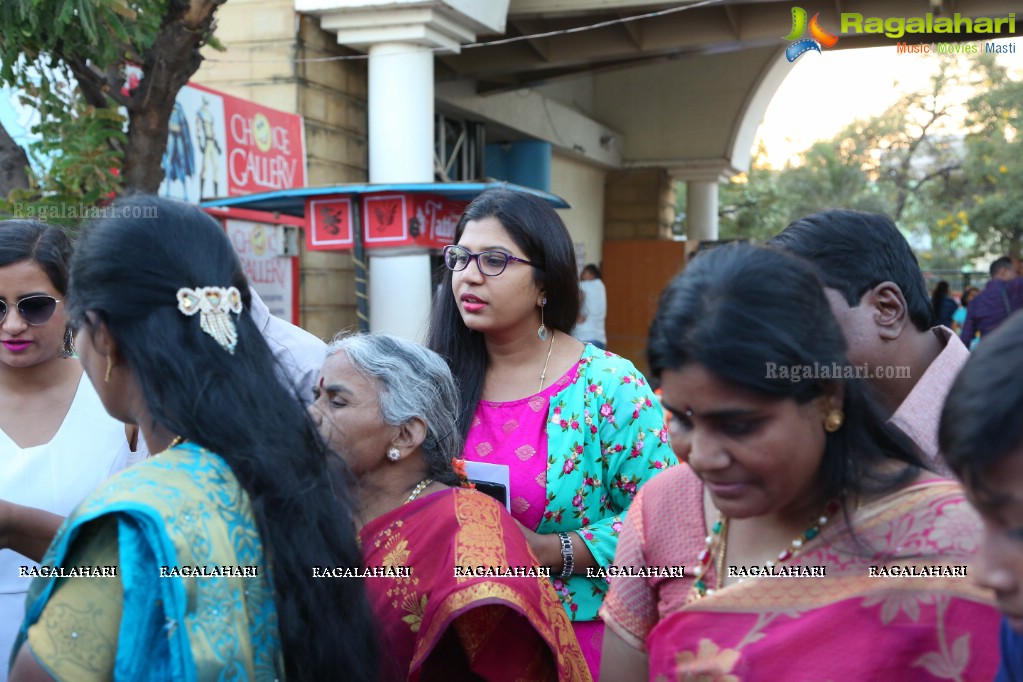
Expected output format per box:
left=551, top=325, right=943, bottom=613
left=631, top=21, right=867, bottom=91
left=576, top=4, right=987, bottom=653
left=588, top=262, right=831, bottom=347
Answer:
left=352, top=196, right=370, bottom=332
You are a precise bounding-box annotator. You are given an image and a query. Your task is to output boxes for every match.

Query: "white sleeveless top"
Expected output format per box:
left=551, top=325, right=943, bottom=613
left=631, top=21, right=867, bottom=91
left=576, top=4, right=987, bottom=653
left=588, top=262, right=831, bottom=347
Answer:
left=0, top=374, right=131, bottom=679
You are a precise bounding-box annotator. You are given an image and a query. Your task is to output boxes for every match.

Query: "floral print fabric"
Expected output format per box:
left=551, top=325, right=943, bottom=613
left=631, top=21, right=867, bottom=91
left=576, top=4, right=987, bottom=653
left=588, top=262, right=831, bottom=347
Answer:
left=466, top=344, right=677, bottom=623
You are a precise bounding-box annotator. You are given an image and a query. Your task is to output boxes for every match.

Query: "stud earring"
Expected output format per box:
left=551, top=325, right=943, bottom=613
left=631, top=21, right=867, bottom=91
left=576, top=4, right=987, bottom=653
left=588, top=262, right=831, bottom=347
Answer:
left=537, top=297, right=548, bottom=341
left=104, top=356, right=113, bottom=383
left=824, top=409, right=844, bottom=433
left=59, top=327, right=75, bottom=358
left=387, top=448, right=401, bottom=462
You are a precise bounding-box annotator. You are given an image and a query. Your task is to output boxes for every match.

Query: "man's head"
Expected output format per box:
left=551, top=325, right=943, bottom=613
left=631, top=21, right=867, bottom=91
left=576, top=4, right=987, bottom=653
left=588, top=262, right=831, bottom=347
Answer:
left=768, top=210, right=932, bottom=369
left=940, top=311, right=1023, bottom=624
left=581, top=263, right=601, bottom=281
left=991, top=256, right=1016, bottom=281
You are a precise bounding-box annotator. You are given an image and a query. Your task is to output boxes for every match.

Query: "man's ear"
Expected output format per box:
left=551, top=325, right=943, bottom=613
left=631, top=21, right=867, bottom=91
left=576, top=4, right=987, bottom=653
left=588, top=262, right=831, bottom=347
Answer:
left=392, top=417, right=427, bottom=456
left=867, top=282, right=909, bottom=341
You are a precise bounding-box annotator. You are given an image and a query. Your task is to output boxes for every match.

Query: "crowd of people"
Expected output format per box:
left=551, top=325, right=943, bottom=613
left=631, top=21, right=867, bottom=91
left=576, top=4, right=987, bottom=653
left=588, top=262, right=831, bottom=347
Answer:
left=0, top=194, right=1022, bottom=681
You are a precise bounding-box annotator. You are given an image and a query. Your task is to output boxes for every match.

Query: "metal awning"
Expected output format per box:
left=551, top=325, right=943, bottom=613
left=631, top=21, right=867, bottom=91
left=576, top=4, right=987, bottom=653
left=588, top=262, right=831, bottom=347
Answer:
left=200, top=180, right=570, bottom=217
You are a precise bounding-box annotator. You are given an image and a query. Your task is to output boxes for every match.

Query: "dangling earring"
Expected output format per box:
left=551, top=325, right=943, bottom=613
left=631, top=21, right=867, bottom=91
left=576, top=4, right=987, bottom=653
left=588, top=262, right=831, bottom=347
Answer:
left=537, top=297, right=548, bottom=341
left=387, top=447, right=401, bottom=462
left=824, top=409, right=844, bottom=433
left=104, top=356, right=114, bottom=383
left=59, top=327, right=75, bottom=358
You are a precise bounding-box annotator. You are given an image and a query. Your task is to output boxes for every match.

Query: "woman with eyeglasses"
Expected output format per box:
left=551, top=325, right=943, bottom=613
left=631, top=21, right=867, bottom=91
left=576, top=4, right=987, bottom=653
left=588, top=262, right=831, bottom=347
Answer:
left=0, top=220, right=133, bottom=680
left=427, top=188, right=677, bottom=678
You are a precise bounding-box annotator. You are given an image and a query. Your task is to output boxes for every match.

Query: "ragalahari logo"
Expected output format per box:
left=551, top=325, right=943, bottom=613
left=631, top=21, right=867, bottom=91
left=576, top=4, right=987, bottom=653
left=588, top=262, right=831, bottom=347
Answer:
left=783, top=7, right=839, bottom=62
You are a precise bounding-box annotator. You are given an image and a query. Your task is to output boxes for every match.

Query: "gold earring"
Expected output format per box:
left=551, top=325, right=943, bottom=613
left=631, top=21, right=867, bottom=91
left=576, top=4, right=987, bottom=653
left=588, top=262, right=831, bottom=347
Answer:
left=104, top=356, right=113, bottom=383
left=824, top=409, right=844, bottom=433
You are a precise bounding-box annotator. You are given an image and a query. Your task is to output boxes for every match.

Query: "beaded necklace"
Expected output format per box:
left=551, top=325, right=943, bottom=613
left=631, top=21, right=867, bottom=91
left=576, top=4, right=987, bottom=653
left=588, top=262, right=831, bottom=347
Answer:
left=691, top=499, right=841, bottom=599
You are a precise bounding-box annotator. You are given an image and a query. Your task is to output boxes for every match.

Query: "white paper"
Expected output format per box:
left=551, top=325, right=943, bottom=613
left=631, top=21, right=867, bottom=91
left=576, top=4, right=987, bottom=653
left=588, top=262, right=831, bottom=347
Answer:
left=463, top=461, right=511, bottom=512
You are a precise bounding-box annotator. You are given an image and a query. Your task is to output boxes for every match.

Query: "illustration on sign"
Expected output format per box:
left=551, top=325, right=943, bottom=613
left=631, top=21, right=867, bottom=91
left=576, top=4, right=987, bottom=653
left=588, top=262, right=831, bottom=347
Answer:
left=159, top=83, right=306, bottom=202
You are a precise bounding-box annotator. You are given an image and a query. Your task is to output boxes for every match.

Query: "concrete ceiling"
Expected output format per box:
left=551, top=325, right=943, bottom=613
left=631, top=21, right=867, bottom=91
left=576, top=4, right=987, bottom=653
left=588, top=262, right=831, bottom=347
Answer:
left=439, top=0, right=1022, bottom=92
left=431, top=0, right=1022, bottom=175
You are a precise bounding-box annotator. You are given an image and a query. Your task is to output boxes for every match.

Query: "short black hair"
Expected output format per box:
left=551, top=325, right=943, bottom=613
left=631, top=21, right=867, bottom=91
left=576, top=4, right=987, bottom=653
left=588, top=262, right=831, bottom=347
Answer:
left=768, top=210, right=933, bottom=332
left=990, top=256, right=1014, bottom=277
left=940, top=310, right=1023, bottom=485
left=582, top=263, right=601, bottom=279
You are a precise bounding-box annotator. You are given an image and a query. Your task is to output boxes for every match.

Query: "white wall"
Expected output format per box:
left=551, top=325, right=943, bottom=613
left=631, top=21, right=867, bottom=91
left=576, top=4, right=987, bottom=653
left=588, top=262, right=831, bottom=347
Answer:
left=551, top=151, right=606, bottom=272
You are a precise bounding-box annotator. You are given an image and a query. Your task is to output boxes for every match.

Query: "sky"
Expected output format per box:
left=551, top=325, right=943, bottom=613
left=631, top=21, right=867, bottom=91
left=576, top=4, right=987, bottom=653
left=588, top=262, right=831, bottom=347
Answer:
left=755, top=37, right=1023, bottom=168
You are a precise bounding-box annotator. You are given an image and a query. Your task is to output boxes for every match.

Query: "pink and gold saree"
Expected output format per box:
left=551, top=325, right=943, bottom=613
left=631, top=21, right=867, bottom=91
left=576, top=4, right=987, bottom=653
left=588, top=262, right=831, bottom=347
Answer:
left=360, top=487, right=591, bottom=681
left=602, top=465, right=1000, bottom=681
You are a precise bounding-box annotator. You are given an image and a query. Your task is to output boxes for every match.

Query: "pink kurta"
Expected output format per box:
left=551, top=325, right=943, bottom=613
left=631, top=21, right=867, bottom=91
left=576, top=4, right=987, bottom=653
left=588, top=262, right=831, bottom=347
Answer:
left=465, top=362, right=604, bottom=676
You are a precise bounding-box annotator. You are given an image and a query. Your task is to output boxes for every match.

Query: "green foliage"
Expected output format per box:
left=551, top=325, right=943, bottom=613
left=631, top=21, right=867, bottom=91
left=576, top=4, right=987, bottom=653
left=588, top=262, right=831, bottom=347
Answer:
left=0, top=0, right=164, bottom=210
left=960, top=55, right=1023, bottom=259
left=707, top=51, right=1023, bottom=270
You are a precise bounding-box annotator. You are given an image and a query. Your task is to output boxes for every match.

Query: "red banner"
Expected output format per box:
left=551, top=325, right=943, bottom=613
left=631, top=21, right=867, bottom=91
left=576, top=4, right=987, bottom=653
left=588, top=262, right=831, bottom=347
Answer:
left=308, top=198, right=354, bottom=249
left=303, top=192, right=467, bottom=252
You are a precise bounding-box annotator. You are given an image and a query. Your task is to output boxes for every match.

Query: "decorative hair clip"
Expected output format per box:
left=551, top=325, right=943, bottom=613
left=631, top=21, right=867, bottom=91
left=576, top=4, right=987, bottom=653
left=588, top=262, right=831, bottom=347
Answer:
left=176, top=286, right=243, bottom=354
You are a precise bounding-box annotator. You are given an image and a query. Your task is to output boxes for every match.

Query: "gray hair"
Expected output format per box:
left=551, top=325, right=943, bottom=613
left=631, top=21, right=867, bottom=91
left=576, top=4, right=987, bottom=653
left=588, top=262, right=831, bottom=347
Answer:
left=326, top=332, right=461, bottom=485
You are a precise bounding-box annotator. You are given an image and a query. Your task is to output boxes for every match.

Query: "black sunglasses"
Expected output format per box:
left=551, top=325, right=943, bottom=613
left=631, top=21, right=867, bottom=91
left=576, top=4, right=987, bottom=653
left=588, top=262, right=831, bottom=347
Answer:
left=0, top=295, right=62, bottom=326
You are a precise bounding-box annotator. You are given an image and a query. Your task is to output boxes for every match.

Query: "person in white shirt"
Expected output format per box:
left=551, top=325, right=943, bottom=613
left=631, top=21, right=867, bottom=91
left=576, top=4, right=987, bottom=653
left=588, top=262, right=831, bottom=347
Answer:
left=0, top=220, right=133, bottom=680
left=572, top=263, right=607, bottom=349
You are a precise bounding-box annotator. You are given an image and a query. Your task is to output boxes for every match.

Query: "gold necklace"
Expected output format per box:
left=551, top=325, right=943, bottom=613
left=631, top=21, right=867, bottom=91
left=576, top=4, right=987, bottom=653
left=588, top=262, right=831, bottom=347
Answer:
left=405, top=479, right=434, bottom=505
left=691, top=499, right=840, bottom=599
left=168, top=435, right=186, bottom=450
left=537, top=330, right=556, bottom=393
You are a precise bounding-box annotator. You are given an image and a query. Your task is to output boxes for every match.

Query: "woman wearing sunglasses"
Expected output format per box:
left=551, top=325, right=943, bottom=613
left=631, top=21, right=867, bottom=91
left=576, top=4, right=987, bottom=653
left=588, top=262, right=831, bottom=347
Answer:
left=0, top=220, right=133, bottom=680
left=427, top=188, right=677, bottom=678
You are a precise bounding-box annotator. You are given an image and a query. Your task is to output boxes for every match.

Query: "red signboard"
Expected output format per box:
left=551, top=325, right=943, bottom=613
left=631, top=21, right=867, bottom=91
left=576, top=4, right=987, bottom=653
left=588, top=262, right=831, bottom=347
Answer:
left=308, top=198, right=354, bottom=249
left=303, top=192, right=468, bottom=252
left=160, top=82, right=306, bottom=202
left=363, top=194, right=408, bottom=244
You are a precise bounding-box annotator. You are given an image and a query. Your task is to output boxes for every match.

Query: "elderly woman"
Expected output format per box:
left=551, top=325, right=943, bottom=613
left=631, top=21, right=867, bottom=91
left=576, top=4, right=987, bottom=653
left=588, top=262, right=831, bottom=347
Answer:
left=310, top=332, right=591, bottom=682
left=600, top=244, right=1000, bottom=681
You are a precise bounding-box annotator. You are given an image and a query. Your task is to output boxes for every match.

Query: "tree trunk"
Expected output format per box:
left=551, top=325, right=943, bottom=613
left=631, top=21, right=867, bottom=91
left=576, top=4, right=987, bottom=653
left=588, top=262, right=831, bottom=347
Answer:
left=120, top=0, right=225, bottom=193
left=0, top=121, right=30, bottom=199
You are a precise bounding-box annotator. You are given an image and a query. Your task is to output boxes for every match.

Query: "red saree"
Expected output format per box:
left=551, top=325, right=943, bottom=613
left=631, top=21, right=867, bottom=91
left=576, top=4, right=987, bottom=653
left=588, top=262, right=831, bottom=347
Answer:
left=360, top=487, right=591, bottom=681
left=602, top=465, right=1001, bottom=681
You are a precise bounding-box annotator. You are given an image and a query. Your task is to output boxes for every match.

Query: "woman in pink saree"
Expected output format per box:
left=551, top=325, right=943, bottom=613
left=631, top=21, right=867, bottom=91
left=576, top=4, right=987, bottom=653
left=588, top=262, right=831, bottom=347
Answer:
left=600, top=244, right=1000, bottom=681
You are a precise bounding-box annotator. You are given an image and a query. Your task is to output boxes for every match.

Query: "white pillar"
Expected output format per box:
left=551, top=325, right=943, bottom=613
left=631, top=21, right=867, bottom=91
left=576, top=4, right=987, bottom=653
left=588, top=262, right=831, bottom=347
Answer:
left=367, top=43, right=434, bottom=340
left=686, top=180, right=719, bottom=249
left=368, top=43, right=434, bottom=184
left=369, top=250, right=434, bottom=337
left=296, top=2, right=512, bottom=340
left=671, top=161, right=737, bottom=256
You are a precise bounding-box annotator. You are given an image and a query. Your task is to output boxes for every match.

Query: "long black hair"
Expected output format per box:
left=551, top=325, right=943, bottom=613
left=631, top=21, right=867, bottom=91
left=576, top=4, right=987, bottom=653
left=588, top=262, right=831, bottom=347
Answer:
left=0, top=219, right=75, bottom=355
left=427, top=188, right=579, bottom=437
left=68, top=196, right=377, bottom=682
left=648, top=243, right=926, bottom=506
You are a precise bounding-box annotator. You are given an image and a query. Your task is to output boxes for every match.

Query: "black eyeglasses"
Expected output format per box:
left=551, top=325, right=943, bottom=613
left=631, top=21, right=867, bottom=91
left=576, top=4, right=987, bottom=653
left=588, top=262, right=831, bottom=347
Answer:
left=0, top=295, right=62, bottom=326
left=443, top=245, right=541, bottom=277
